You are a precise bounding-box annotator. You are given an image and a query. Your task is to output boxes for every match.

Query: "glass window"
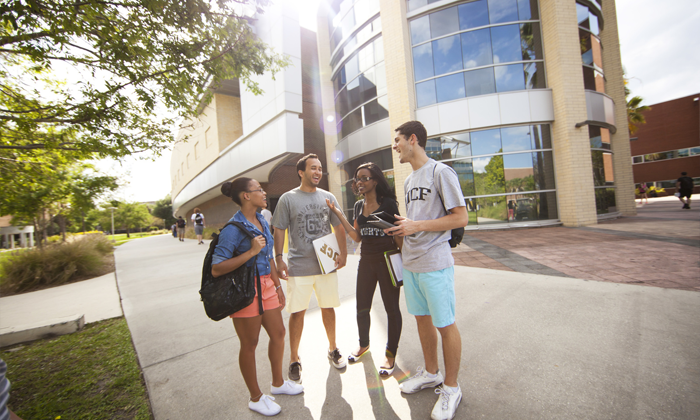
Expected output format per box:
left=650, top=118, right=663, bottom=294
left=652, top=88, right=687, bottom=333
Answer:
left=678, top=148, right=690, bottom=157
left=576, top=3, right=590, bottom=28
left=374, top=37, right=384, bottom=63
left=407, top=0, right=428, bottom=13
left=410, top=15, right=431, bottom=45
left=495, top=64, right=525, bottom=92
left=520, top=23, right=542, bottom=60
left=588, top=12, right=599, bottom=35
left=360, top=70, right=378, bottom=104
left=530, top=125, right=552, bottom=149
left=491, top=25, right=522, bottom=64
left=354, top=0, right=378, bottom=24
left=471, top=128, right=502, bottom=156
left=517, top=0, right=538, bottom=20
left=488, top=0, right=519, bottom=24
left=461, top=29, right=493, bottom=69
left=459, top=0, right=490, bottom=30
left=358, top=42, right=375, bottom=72
left=345, top=55, right=359, bottom=82
left=591, top=150, right=614, bottom=186
left=340, top=107, right=363, bottom=139
left=632, top=156, right=643, bottom=164
left=364, top=96, right=389, bottom=125
left=512, top=192, right=557, bottom=221
left=375, top=62, right=387, bottom=97
left=433, top=35, right=463, bottom=76
left=524, top=62, right=545, bottom=89
left=474, top=154, right=506, bottom=195
left=465, top=67, right=496, bottom=96
left=413, top=43, right=434, bottom=81
left=504, top=153, right=536, bottom=192
left=454, top=159, right=476, bottom=197
left=347, top=78, right=361, bottom=113
left=435, top=133, right=472, bottom=160
left=416, top=79, right=437, bottom=107
left=532, top=151, right=556, bottom=190
left=501, top=126, right=532, bottom=152
left=429, top=6, right=460, bottom=39
left=336, top=87, right=350, bottom=116
left=341, top=12, right=355, bottom=39
left=594, top=188, right=617, bottom=215
left=436, top=73, right=466, bottom=103
left=476, top=195, right=507, bottom=224
left=691, top=147, right=700, bottom=155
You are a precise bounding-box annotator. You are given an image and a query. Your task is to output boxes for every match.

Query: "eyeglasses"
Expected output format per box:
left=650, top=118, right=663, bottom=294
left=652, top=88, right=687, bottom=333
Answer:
left=247, top=188, right=265, bottom=193
left=354, top=176, right=373, bottom=183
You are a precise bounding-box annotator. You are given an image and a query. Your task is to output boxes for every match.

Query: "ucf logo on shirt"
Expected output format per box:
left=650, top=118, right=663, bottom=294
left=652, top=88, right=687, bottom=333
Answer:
left=406, top=187, right=432, bottom=204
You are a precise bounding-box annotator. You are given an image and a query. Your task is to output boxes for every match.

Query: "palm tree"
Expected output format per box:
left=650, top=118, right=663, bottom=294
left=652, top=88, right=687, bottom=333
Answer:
left=623, top=68, right=651, bottom=134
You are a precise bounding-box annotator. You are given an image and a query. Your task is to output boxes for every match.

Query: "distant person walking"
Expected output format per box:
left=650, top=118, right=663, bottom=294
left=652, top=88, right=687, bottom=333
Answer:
left=271, top=153, right=348, bottom=384
left=191, top=208, right=206, bottom=244
left=326, top=162, right=403, bottom=376
left=261, top=208, right=273, bottom=234
left=638, top=183, right=648, bottom=204
left=176, top=216, right=186, bottom=242
left=212, top=178, right=302, bottom=416
left=387, top=121, right=469, bottom=420
left=171, top=223, right=177, bottom=238
left=676, top=172, right=694, bottom=209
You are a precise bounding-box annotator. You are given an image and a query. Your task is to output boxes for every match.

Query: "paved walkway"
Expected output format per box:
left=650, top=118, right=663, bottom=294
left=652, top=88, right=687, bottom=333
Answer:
left=2, top=196, right=699, bottom=419
left=453, top=196, right=700, bottom=291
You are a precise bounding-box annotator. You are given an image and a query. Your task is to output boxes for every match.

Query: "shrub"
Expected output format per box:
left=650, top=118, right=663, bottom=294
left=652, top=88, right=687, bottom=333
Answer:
left=0, top=234, right=113, bottom=294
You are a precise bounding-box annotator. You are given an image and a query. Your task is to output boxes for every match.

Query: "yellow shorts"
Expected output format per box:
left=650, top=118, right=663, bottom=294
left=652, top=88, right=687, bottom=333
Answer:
left=286, top=272, right=340, bottom=314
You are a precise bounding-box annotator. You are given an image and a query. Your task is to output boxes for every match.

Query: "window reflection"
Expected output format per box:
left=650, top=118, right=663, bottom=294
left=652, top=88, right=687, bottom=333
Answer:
left=488, top=0, right=519, bottom=24
left=411, top=15, right=431, bottom=45
left=465, top=67, right=496, bottom=96
left=501, top=126, right=531, bottom=152
left=517, top=0, right=538, bottom=20
left=524, top=62, right=545, bottom=89
left=495, top=64, right=525, bottom=92
left=461, top=29, right=493, bottom=69
left=491, top=24, right=521, bottom=63
left=433, top=35, right=463, bottom=76
left=594, top=188, right=617, bottom=214
left=471, top=129, right=502, bottom=156
left=476, top=196, right=508, bottom=224
left=416, top=80, right=437, bottom=107
left=459, top=0, right=490, bottom=30
left=413, top=43, right=434, bottom=81
left=436, top=73, right=466, bottom=102
left=430, top=6, right=460, bottom=39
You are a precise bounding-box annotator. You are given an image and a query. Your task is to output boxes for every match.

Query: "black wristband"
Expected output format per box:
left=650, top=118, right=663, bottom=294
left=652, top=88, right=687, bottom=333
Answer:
left=275, top=253, right=283, bottom=258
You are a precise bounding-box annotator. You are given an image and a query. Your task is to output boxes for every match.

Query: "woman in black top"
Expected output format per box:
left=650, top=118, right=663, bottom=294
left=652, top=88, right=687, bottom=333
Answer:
left=326, top=162, right=403, bottom=376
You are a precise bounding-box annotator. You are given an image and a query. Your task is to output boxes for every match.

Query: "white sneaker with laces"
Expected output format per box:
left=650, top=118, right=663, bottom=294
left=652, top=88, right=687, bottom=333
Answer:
left=271, top=380, right=304, bottom=395
left=398, top=367, right=444, bottom=394
left=248, top=394, right=281, bottom=416
left=430, top=385, right=462, bottom=420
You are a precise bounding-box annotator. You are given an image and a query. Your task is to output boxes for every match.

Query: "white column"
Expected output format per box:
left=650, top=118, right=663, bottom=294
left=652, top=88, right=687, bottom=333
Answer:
left=2, top=234, right=7, bottom=249
left=10, top=234, right=15, bottom=249
left=28, top=232, right=34, bottom=248
left=19, top=232, right=26, bottom=247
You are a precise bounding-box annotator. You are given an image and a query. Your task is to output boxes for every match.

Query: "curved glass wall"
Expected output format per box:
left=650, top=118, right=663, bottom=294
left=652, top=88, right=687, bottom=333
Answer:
left=327, top=0, right=380, bottom=54
left=409, top=0, right=545, bottom=108
left=426, top=124, right=558, bottom=225
left=578, top=1, right=604, bottom=92
left=332, top=36, right=388, bottom=140
left=330, top=16, right=382, bottom=69
left=589, top=125, right=617, bottom=214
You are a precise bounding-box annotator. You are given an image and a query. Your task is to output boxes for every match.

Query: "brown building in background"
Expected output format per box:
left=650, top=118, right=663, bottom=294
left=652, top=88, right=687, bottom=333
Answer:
left=631, top=93, right=700, bottom=194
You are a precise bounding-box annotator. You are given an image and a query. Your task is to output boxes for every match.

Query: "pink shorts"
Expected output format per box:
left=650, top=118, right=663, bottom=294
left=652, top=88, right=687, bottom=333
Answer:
left=230, top=274, right=282, bottom=318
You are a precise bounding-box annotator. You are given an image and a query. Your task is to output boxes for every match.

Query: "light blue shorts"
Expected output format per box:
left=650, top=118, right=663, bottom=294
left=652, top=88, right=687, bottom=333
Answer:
left=403, top=266, right=455, bottom=328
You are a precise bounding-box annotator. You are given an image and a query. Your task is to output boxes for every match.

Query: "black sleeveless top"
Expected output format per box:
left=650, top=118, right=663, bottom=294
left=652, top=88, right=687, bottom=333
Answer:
left=353, top=198, right=400, bottom=256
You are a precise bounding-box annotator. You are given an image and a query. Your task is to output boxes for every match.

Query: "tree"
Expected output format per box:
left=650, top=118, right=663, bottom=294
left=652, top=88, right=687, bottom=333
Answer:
left=151, top=195, right=176, bottom=229
left=113, top=201, right=151, bottom=238
left=1, top=0, right=289, bottom=159
left=623, top=68, right=651, bottom=135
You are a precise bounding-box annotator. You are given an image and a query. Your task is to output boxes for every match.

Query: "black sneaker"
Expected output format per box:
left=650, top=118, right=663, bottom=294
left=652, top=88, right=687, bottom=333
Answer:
left=289, top=361, right=302, bottom=383
left=327, top=348, right=347, bottom=369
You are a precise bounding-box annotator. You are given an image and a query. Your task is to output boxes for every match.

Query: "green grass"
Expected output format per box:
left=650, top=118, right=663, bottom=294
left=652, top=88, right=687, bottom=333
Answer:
left=107, top=231, right=168, bottom=246
left=1, top=317, right=151, bottom=419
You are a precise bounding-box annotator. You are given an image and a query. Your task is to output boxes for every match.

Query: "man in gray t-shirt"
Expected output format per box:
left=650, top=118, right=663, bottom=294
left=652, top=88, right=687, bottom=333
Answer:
left=386, top=121, right=469, bottom=420
left=272, top=153, right=348, bottom=383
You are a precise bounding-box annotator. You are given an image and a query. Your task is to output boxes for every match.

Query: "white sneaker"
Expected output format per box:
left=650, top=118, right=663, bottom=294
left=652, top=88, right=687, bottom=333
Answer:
left=431, top=385, right=462, bottom=420
left=248, top=394, right=281, bottom=416
left=399, top=367, right=444, bottom=394
left=271, top=380, right=304, bottom=395
left=328, top=348, right=347, bottom=369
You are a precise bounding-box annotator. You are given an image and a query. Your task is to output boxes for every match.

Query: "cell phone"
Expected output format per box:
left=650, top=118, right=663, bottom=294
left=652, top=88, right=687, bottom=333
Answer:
left=370, top=211, right=398, bottom=224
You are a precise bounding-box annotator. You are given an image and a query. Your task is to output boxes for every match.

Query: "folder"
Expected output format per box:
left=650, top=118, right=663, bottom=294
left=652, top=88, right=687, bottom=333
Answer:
left=383, top=249, right=403, bottom=288
left=312, top=232, right=340, bottom=274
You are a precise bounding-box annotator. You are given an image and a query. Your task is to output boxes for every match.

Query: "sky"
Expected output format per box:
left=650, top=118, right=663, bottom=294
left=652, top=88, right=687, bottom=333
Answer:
left=108, top=0, right=699, bottom=203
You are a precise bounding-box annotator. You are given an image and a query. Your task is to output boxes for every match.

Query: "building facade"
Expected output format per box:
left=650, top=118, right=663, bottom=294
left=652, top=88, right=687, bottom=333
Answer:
left=630, top=93, right=700, bottom=194
left=171, top=0, right=636, bottom=230
left=170, top=4, right=329, bottom=225
left=316, top=0, right=635, bottom=228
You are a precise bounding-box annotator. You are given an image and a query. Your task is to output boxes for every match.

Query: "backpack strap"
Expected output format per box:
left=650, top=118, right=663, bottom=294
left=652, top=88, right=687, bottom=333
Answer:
left=432, top=164, right=455, bottom=216
left=222, top=220, right=263, bottom=315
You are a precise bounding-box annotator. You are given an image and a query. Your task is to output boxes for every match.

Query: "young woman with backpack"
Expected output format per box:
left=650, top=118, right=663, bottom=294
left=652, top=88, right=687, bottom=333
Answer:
left=211, top=178, right=302, bottom=416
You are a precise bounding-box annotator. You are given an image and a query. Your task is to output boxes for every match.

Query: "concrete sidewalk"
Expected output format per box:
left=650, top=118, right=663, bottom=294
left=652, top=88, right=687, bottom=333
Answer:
left=114, top=233, right=700, bottom=420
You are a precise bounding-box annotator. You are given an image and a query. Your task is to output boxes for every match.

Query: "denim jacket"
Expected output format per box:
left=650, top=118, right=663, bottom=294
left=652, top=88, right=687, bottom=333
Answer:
left=211, top=211, right=274, bottom=276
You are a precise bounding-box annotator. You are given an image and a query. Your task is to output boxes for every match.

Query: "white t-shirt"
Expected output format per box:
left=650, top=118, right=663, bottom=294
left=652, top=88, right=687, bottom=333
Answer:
left=191, top=212, right=204, bottom=226
left=261, top=209, right=272, bottom=226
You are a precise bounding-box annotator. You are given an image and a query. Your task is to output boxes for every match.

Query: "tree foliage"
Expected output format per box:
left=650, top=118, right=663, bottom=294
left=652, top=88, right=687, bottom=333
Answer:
left=0, top=0, right=289, bottom=159
left=151, top=195, right=175, bottom=228
left=623, top=68, right=651, bottom=135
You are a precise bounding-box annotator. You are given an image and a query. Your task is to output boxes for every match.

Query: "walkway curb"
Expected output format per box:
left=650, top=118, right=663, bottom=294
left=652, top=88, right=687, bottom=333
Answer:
left=0, top=314, right=85, bottom=348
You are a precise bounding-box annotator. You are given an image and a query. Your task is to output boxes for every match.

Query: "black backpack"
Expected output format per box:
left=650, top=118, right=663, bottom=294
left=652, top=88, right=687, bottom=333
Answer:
left=194, top=213, right=203, bottom=225
left=433, top=165, right=465, bottom=248
left=177, top=218, right=186, bottom=228
left=199, top=221, right=262, bottom=321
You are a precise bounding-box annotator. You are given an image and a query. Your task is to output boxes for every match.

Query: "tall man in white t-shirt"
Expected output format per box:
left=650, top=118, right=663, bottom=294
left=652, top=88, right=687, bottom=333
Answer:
left=386, top=121, right=469, bottom=420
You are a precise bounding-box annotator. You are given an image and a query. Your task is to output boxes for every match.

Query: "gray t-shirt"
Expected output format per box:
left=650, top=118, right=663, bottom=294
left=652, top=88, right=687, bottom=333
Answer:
left=271, top=187, right=342, bottom=276
left=402, top=159, right=465, bottom=273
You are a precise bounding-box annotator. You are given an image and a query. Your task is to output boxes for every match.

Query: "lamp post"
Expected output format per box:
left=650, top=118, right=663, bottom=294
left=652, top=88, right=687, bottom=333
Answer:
left=108, top=207, right=116, bottom=243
